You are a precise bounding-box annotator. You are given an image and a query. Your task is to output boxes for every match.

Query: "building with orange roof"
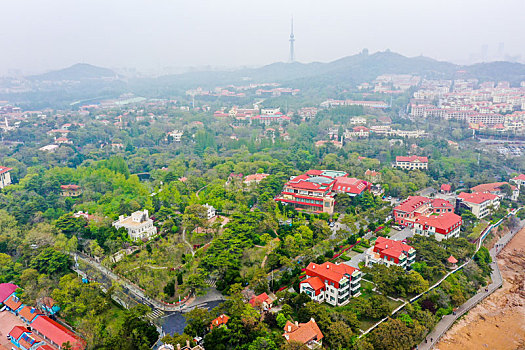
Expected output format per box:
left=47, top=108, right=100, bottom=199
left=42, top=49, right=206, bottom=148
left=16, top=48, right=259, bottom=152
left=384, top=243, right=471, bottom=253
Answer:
left=300, top=261, right=361, bottom=306
left=249, top=292, right=274, bottom=310
left=457, top=192, right=500, bottom=219
left=4, top=293, right=23, bottom=313
left=393, top=196, right=454, bottom=227
left=0, top=166, right=12, bottom=189
left=243, top=173, right=270, bottom=185
left=471, top=181, right=519, bottom=201
left=413, top=212, right=462, bottom=241
left=60, top=185, right=82, bottom=197
left=394, top=155, right=428, bottom=170
left=210, top=314, right=229, bottom=330
left=283, top=319, right=323, bottom=349
left=365, top=237, right=416, bottom=269
left=18, top=305, right=42, bottom=323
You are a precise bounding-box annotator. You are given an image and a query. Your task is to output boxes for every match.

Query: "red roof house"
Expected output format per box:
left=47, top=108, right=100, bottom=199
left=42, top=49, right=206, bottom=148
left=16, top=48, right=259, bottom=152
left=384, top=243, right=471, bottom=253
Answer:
left=440, top=184, right=452, bottom=193
left=210, top=314, right=230, bottom=330
left=283, top=319, right=324, bottom=347
left=31, top=316, right=85, bottom=350
left=249, top=292, right=274, bottom=309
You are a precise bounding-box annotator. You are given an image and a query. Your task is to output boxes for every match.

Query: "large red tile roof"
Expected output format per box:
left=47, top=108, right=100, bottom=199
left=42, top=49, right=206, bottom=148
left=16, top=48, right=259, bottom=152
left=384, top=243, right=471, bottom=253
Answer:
left=471, top=182, right=516, bottom=193
left=4, top=294, right=22, bottom=310
left=31, top=316, right=85, bottom=350
left=8, top=326, right=29, bottom=340
left=300, top=276, right=325, bottom=291
left=396, top=155, right=428, bottom=163
left=0, top=166, right=12, bottom=175
left=374, top=237, right=414, bottom=259
left=305, top=261, right=358, bottom=283
left=283, top=319, right=324, bottom=344
left=458, top=191, right=499, bottom=204
left=18, top=305, right=42, bottom=322
left=414, top=212, right=462, bottom=231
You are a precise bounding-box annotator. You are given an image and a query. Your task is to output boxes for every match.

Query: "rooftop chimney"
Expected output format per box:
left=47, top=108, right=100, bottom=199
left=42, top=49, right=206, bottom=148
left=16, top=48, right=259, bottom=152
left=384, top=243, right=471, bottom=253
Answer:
left=186, top=340, right=190, bottom=348
left=177, top=345, right=180, bottom=350
left=295, top=321, right=299, bottom=327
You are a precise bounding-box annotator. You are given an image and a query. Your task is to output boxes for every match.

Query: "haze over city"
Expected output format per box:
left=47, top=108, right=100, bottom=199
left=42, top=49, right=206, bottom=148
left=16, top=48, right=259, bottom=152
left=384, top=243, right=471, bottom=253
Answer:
left=1, top=0, right=524, bottom=75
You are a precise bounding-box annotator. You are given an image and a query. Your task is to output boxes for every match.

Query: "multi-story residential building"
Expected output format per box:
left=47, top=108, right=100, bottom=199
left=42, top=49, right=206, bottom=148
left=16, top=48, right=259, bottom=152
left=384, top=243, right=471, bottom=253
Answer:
left=300, top=261, right=361, bottom=306
left=250, top=113, right=291, bottom=125
left=457, top=192, right=500, bottom=219
left=365, top=237, right=416, bottom=269
left=0, top=166, right=12, bottom=189
left=112, top=210, right=157, bottom=241
left=283, top=319, right=324, bottom=349
left=275, top=170, right=370, bottom=215
left=471, top=182, right=519, bottom=201
left=344, top=126, right=369, bottom=138
left=203, top=204, right=216, bottom=219
left=413, top=212, right=462, bottom=241
left=393, top=196, right=454, bottom=227
left=350, top=116, right=367, bottom=125
left=394, top=156, right=428, bottom=170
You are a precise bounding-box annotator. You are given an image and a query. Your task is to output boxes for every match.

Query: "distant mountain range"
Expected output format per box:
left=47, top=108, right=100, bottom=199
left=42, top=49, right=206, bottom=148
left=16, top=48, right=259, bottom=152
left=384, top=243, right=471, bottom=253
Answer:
left=28, top=63, right=118, bottom=81
left=25, top=51, right=525, bottom=87
left=3, top=51, right=525, bottom=108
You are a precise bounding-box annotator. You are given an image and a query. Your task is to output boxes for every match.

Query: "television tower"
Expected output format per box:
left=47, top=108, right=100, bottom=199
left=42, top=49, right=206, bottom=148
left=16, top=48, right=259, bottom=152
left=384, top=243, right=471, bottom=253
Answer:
left=289, top=17, right=295, bottom=62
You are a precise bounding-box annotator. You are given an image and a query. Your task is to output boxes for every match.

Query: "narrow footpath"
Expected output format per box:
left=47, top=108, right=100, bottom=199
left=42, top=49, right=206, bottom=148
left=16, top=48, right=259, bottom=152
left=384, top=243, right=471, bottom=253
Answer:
left=417, top=222, right=522, bottom=350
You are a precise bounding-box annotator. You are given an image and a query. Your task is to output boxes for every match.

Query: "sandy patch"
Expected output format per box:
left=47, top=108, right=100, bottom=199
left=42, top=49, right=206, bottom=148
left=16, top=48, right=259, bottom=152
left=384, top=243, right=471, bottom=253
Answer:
left=0, top=310, right=27, bottom=349
left=435, top=226, right=525, bottom=350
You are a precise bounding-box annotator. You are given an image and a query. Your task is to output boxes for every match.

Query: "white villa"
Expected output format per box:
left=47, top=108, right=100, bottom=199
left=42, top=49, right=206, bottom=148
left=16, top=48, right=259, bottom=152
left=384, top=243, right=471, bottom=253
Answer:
left=112, top=209, right=157, bottom=240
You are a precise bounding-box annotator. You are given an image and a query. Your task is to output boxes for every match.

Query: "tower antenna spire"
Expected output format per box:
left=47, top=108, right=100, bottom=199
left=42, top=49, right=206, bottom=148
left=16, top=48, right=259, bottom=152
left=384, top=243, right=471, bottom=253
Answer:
left=289, top=16, right=295, bottom=62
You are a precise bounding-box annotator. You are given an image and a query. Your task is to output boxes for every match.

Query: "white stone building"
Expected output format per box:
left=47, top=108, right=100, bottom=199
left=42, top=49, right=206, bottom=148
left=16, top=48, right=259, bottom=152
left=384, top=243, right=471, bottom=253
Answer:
left=113, top=210, right=157, bottom=240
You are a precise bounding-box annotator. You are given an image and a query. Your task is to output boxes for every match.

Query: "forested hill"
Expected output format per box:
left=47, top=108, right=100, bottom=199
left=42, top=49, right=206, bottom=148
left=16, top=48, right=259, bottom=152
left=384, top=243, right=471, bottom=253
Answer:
left=28, top=63, right=118, bottom=81
left=148, top=51, right=525, bottom=89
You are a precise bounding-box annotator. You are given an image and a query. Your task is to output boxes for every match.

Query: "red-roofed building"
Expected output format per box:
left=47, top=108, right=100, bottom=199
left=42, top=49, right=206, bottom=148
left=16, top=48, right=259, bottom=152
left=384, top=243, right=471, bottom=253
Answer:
left=413, top=212, right=462, bottom=241
left=440, top=184, right=452, bottom=194
left=243, top=173, right=269, bottom=185
left=365, top=237, right=416, bottom=269
left=393, top=196, right=454, bottom=227
left=18, top=305, right=42, bottom=323
left=210, top=314, right=230, bottom=330
left=275, top=170, right=369, bottom=215
left=60, top=185, right=82, bottom=197
left=365, top=169, right=381, bottom=183
left=511, top=174, right=525, bottom=188
left=300, top=261, right=361, bottom=306
left=471, top=182, right=519, bottom=201
left=4, top=293, right=23, bottom=312
left=0, top=166, right=12, bottom=189
left=31, top=316, right=85, bottom=350
left=457, top=192, right=500, bottom=219
left=0, top=282, right=19, bottom=303
left=250, top=114, right=291, bottom=125
left=283, top=319, right=323, bottom=349
left=249, top=292, right=274, bottom=310
left=394, top=156, right=428, bottom=170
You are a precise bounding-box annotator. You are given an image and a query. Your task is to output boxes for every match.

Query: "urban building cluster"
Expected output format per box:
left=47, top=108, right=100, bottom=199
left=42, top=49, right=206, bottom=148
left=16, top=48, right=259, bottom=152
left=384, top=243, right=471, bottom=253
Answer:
left=410, top=79, right=525, bottom=132
left=0, top=283, right=85, bottom=350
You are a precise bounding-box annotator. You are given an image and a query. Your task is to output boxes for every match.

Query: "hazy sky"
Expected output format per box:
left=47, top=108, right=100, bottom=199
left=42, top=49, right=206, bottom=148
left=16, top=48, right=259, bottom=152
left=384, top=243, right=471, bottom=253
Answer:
left=1, top=0, right=524, bottom=75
